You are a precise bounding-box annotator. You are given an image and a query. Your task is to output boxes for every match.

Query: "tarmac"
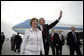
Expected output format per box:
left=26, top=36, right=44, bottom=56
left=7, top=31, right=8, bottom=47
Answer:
left=1, top=39, right=83, bottom=55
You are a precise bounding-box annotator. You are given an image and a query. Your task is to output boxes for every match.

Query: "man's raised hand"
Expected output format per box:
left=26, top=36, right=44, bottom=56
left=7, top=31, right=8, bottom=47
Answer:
left=58, top=10, right=62, bottom=20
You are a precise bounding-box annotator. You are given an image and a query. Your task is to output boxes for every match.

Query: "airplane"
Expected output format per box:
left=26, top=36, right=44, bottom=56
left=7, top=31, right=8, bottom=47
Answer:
left=12, top=19, right=83, bottom=38
left=12, top=19, right=83, bottom=44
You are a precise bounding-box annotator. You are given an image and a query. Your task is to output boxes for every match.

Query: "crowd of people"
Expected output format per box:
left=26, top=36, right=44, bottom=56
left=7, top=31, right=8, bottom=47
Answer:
left=1, top=11, right=82, bottom=55
left=10, top=33, right=22, bottom=53
left=20, top=11, right=82, bottom=55
left=0, top=32, right=22, bottom=55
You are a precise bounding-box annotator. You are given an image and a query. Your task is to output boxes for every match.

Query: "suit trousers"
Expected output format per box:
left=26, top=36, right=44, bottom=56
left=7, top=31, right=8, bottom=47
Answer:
left=56, top=45, right=62, bottom=55
left=51, top=42, right=55, bottom=55
left=69, top=43, right=82, bottom=55
left=44, top=42, right=49, bottom=55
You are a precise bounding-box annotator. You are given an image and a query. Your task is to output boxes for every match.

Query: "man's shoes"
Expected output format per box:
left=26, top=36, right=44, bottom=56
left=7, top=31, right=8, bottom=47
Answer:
left=11, top=49, right=14, bottom=51
left=14, top=50, right=16, bottom=52
left=18, top=50, right=20, bottom=53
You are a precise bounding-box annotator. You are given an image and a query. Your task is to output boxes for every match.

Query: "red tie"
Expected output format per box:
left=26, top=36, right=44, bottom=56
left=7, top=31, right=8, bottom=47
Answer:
left=42, top=26, right=44, bottom=35
left=42, top=26, right=44, bottom=32
left=51, top=33, right=53, bottom=42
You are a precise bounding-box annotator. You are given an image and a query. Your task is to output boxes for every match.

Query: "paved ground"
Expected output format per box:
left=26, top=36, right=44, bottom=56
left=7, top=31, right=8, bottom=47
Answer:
left=1, top=40, right=83, bottom=55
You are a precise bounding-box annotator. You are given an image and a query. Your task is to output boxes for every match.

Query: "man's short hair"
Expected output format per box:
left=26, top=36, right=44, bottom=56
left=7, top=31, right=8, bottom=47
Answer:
left=39, top=17, right=44, bottom=23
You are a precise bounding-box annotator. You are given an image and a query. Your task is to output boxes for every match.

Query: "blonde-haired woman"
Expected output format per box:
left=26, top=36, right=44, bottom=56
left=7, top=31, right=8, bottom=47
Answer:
left=20, top=18, right=45, bottom=55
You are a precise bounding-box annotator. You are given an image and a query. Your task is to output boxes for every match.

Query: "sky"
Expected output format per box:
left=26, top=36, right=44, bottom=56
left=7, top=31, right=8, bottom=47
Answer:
left=1, top=1, right=83, bottom=38
left=1, top=1, right=83, bottom=25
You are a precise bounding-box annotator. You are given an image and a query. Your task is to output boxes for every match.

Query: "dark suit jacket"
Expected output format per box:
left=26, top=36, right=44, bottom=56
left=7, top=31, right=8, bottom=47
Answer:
left=57, top=35, right=65, bottom=46
left=14, top=35, right=22, bottom=44
left=67, top=32, right=81, bottom=46
left=11, top=36, right=15, bottom=43
left=38, top=19, right=59, bottom=46
left=49, top=33, right=59, bottom=47
left=1, top=35, right=5, bottom=43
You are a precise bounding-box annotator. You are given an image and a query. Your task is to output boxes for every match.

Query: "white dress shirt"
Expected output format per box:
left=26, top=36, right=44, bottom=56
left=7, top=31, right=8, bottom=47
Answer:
left=59, top=34, right=62, bottom=41
left=40, top=25, right=43, bottom=31
left=20, top=28, right=45, bottom=55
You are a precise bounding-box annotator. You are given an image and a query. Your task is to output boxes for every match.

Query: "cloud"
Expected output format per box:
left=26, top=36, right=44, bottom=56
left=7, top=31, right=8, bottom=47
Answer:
left=1, top=1, right=83, bottom=25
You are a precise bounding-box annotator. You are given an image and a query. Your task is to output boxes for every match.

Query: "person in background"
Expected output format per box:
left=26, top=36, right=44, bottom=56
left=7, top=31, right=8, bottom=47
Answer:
left=10, top=34, right=16, bottom=51
left=49, top=28, right=59, bottom=55
left=38, top=11, right=63, bottom=55
left=67, top=26, right=82, bottom=55
left=1, top=32, right=5, bottom=55
left=14, top=33, right=22, bottom=53
left=20, top=18, right=45, bottom=55
left=56, top=30, right=65, bottom=55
